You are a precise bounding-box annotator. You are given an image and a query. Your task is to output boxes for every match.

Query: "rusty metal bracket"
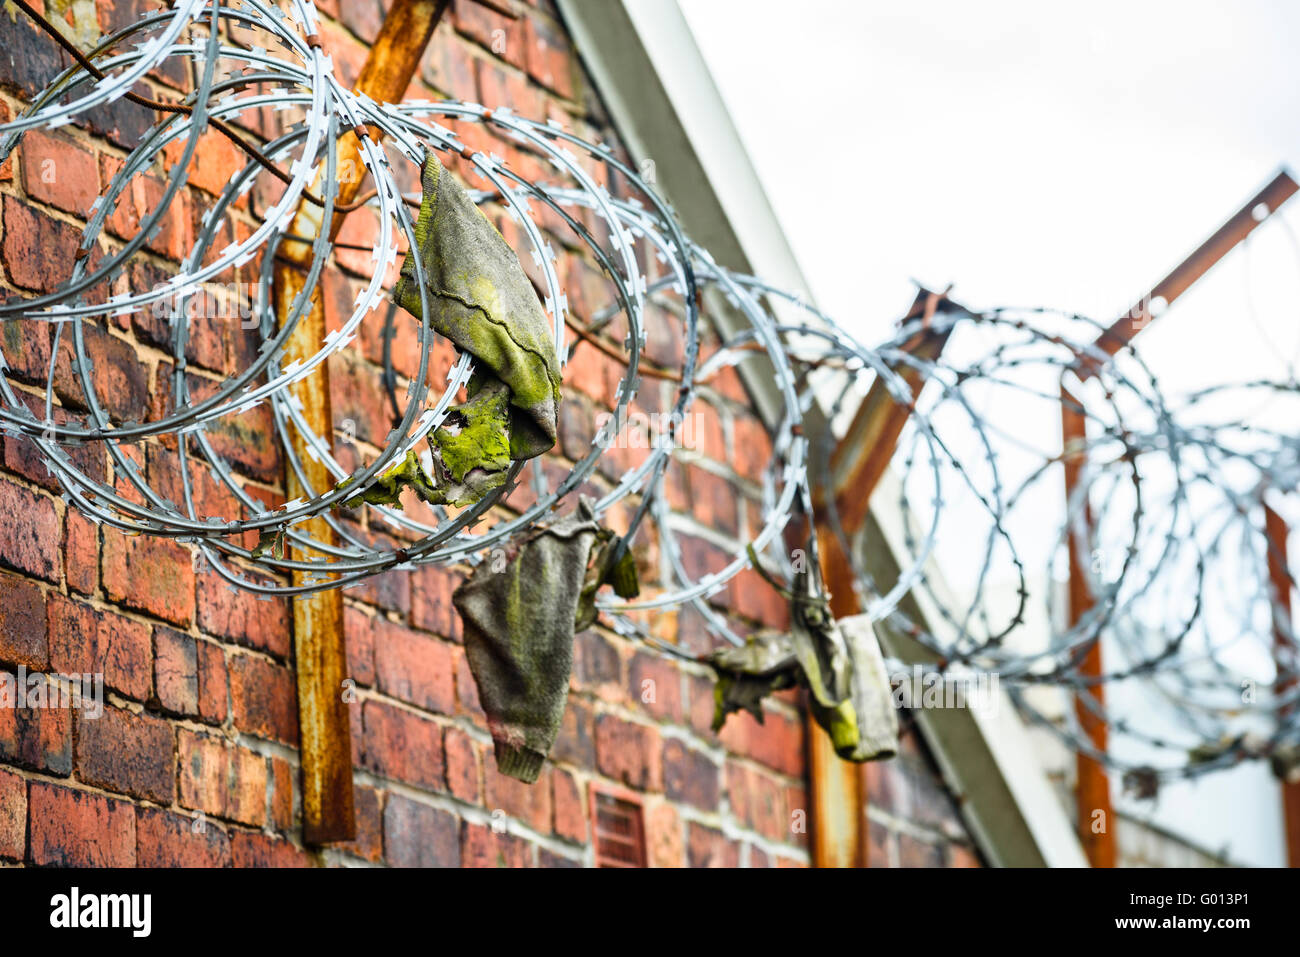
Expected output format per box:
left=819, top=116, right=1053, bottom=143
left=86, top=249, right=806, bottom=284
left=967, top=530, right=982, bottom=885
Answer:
left=277, top=0, right=454, bottom=846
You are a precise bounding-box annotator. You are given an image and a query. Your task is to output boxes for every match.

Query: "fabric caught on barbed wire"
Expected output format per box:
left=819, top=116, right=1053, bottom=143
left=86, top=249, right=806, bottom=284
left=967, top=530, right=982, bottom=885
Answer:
left=453, top=499, right=637, bottom=783
left=390, top=152, right=562, bottom=506
left=707, top=566, right=897, bottom=761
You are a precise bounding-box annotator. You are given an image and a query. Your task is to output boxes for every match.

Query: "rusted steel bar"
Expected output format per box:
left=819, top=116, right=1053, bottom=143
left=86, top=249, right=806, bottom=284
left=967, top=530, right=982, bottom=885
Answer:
left=1263, top=501, right=1300, bottom=867
left=1060, top=377, right=1115, bottom=868
left=1092, top=169, right=1298, bottom=361
left=807, top=526, right=867, bottom=868
left=826, top=290, right=953, bottom=535
left=276, top=0, right=448, bottom=845
left=1064, top=170, right=1298, bottom=866
left=809, top=288, right=957, bottom=867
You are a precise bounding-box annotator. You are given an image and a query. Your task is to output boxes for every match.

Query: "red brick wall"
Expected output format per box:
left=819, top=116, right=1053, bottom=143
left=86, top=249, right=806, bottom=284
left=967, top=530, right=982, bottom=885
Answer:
left=0, top=0, right=979, bottom=868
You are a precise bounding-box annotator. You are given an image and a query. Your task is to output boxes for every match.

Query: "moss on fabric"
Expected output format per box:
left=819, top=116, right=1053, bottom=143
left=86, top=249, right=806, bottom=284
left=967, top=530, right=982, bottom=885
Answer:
left=391, top=153, right=562, bottom=496
left=706, top=566, right=899, bottom=761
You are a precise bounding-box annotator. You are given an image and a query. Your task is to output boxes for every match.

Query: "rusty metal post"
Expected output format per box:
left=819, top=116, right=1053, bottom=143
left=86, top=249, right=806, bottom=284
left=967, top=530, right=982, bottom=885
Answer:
left=1059, top=376, right=1115, bottom=867
left=1061, top=169, right=1299, bottom=866
left=275, top=0, right=450, bottom=845
left=809, top=289, right=955, bottom=867
left=1263, top=502, right=1300, bottom=867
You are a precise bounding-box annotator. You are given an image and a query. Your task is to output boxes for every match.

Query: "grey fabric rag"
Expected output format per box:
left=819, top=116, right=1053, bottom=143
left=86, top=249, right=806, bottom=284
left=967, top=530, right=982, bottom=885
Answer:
left=388, top=152, right=563, bottom=507
left=835, top=614, right=900, bottom=761
left=707, top=569, right=898, bottom=762
left=453, top=500, right=636, bottom=783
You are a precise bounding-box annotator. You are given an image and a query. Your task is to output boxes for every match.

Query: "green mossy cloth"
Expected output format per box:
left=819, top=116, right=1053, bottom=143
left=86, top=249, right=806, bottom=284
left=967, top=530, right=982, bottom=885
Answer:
left=386, top=152, right=562, bottom=508
left=707, top=568, right=898, bottom=762
left=453, top=500, right=638, bottom=784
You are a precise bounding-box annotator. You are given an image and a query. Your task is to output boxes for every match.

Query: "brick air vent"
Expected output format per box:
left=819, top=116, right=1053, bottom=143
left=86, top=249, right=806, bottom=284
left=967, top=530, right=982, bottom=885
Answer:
left=590, top=785, right=646, bottom=868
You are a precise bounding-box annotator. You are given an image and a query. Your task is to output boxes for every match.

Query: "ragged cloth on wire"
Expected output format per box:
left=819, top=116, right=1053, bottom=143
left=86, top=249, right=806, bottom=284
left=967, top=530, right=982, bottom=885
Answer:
left=707, top=560, right=898, bottom=761
left=453, top=500, right=637, bottom=783
left=341, top=151, right=563, bottom=510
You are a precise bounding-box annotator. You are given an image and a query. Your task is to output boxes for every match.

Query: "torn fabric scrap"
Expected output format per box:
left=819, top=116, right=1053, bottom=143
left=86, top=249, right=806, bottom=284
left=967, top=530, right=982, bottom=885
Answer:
left=453, top=500, right=638, bottom=783
left=389, top=152, right=562, bottom=507
left=706, top=567, right=898, bottom=762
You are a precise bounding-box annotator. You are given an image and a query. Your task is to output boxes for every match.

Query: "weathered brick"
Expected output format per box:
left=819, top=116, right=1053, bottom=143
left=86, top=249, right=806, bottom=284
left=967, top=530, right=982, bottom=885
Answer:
left=457, top=0, right=526, bottom=67
left=573, top=628, right=622, bottom=691
left=373, top=619, right=455, bottom=714
left=343, top=783, right=383, bottom=863
left=551, top=696, right=594, bottom=766
left=196, top=638, right=228, bottom=724
left=20, top=129, right=100, bottom=216
left=717, top=707, right=804, bottom=779
left=48, top=594, right=152, bottom=701
left=99, top=157, right=193, bottom=258
left=197, top=572, right=291, bottom=657
left=443, top=725, right=481, bottom=804
left=0, top=480, right=60, bottom=582
left=136, top=806, right=231, bottom=868
left=0, top=13, right=65, bottom=96
left=461, top=820, right=532, bottom=868
left=0, top=767, right=25, bottom=861
left=102, top=529, right=196, bottom=626
left=645, top=799, right=684, bottom=868
left=0, top=314, right=52, bottom=385
left=484, top=761, right=551, bottom=834
left=177, top=729, right=268, bottom=827
left=551, top=768, right=586, bottom=843
left=75, top=705, right=174, bottom=803
left=686, top=821, right=740, bottom=868
left=383, top=794, right=459, bottom=867
left=523, top=14, right=576, bottom=99
left=0, top=679, right=72, bottom=774
left=154, top=625, right=198, bottom=715
left=629, top=650, right=683, bottom=722
left=361, top=698, right=445, bottom=791
left=343, top=605, right=377, bottom=686
left=595, top=713, right=662, bottom=791
left=410, top=563, right=460, bottom=640
left=475, top=56, right=544, bottom=124
left=725, top=761, right=786, bottom=843
left=28, top=781, right=136, bottom=867
left=452, top=645, right=484, bottom=725
left=52, top=319, right=151, bottom=422
left=177, top=729, right=226, bottom=818
left=345, top=528, right=411, bottom=616
left=63, top=508, right=98, bottom=595
left=663, top=738, right=719, bottom=810
left=422, top=32, right=478, bottom=99
left=0, top=572, right=47, bottom=669
left=163, top=128, right=244, bottom=197
left=1, top=196, right=79, bottom=292
left=229, top=652, right=298, bottom=745
left=270, top=755, right=294, bottom=832
left=231, top=831, right=312, bottom=868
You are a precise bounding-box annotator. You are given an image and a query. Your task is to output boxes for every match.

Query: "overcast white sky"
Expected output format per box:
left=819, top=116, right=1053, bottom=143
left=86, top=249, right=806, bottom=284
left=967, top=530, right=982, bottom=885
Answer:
left=680, top=0, right=1300, bottom=867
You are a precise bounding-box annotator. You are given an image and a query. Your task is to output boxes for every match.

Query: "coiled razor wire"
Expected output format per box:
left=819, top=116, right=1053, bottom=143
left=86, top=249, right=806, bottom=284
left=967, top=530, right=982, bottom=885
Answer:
left=1, top=0, right=1298, bottom=787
